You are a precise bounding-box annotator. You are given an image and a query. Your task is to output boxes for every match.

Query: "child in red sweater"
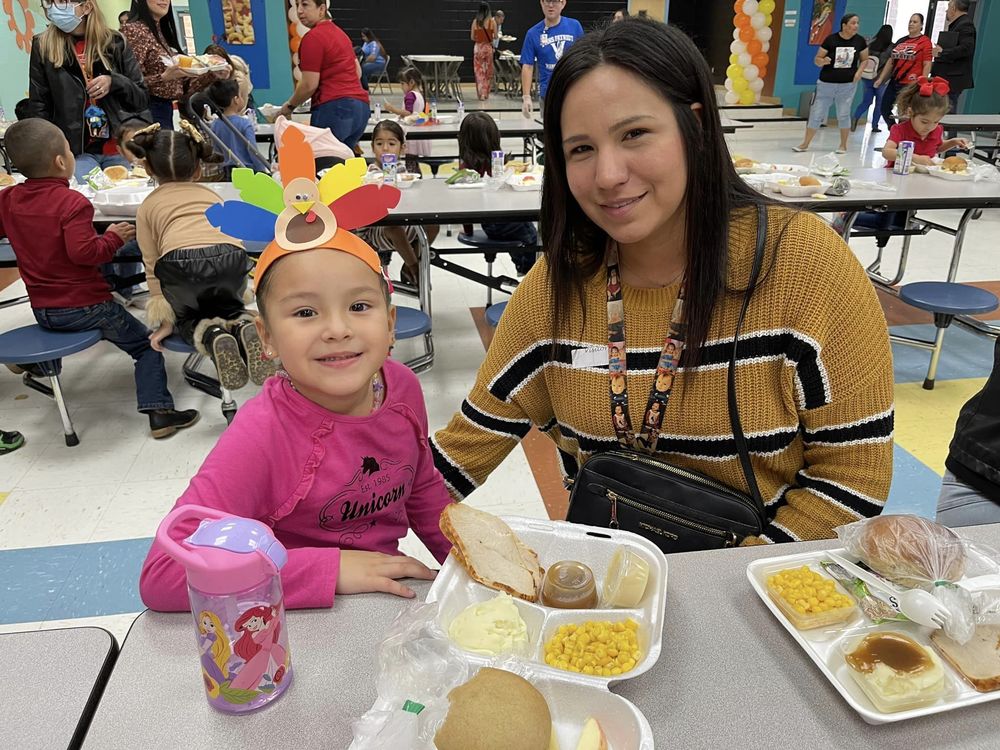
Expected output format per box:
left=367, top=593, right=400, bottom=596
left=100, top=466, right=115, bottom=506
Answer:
left=0, top=118, right=199, bottom=438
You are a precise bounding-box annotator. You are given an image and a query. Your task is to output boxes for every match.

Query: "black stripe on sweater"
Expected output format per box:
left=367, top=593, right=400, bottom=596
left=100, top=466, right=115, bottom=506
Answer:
left=460, top=400, right=532, bottom=440
left=796, top=471, right=883, bottom=518
left=487, top=332, right=828, bottom=408
left=761, top=523, right=797, bottom=544
left=804, top=411, right=894, bottom=445
left=430, top=438, right=476, bottom=499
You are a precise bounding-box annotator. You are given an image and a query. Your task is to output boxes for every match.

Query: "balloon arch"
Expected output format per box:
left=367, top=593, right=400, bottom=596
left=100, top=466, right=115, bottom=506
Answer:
left=724, top=0, right=776, bottom=105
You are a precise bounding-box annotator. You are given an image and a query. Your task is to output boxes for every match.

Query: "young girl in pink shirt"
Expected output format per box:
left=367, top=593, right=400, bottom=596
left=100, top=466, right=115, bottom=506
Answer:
left=140, top=214, right=453, bottom=611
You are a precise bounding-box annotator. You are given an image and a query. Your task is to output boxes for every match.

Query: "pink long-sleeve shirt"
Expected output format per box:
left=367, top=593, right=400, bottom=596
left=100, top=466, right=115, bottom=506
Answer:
left=140, top=359, right=453, bottom=611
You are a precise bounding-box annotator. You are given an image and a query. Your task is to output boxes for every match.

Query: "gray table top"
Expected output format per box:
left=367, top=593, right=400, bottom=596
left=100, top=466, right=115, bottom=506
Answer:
left=941, top=114, right=1000, bottom=131
left=83, top=524, right=1000, bottom=749
left=1, top=627, right=117, bottom=749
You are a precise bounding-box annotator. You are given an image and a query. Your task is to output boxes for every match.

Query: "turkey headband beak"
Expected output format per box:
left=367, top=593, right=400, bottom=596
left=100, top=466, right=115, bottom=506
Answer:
left=252, top=230, right=383, bottom=292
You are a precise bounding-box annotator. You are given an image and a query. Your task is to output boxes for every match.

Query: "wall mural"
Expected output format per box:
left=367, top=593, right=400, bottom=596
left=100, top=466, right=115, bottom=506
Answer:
left=724, top=0, right=776, bottom=105
left=4, top=0, right=37, bottom=53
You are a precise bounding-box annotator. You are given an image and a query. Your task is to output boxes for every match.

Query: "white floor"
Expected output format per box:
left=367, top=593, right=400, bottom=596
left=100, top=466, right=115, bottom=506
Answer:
left=2, top=117, right=997, bottom=642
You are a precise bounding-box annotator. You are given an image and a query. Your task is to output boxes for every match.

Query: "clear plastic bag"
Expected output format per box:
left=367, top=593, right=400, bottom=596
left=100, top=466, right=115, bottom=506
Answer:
left=350, top=601, right=469, bottom=750
left=836, top=515, right=1000, bottom=644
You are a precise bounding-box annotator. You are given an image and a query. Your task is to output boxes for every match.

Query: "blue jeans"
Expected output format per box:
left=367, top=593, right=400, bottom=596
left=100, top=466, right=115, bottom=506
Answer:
left=808, top=80, right=857, bottom=130
left=100, top=239, right=144, bottom=298
left=880, top=79, right=903, bottom=128
left=149, top=95, right=175, bottom=130
left=361, top=61, right=386, bottom=89
left=482, top=222, right=539, bottom=273
left=854, top=78, right=888, bottom=129
left=311, top=97, right=370, bottom=150
left=33, top=301, right=174, bottom=412
left=74, top=153, right=130, bottom=184
left=937, top=470, right=1000, bottom=527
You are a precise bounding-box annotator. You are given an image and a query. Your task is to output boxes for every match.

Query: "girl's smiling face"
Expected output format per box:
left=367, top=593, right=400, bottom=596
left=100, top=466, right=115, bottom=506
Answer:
left=244, top=615, right=265, bottom=631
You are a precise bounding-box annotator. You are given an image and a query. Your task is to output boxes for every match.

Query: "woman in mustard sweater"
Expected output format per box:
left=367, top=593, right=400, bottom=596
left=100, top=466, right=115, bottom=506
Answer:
left=432, top=19, right=895, bottom=545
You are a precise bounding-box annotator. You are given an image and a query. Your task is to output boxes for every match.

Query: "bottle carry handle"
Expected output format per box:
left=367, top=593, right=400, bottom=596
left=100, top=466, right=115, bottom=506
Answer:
left=155, top=505, right=230, bottom=573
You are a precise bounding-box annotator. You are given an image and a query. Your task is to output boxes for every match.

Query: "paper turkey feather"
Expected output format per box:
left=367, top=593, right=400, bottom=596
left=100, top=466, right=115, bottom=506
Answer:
left=205, top=201, right=280, bottom=241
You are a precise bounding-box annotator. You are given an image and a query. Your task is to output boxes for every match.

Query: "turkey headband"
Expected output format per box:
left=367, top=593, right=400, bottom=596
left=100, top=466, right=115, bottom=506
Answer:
left=203, top=127, right=402, bottom=290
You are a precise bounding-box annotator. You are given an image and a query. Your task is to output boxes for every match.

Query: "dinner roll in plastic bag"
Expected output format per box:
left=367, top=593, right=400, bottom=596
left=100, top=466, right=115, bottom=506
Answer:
left=836, top=514, right=1000, bottom=644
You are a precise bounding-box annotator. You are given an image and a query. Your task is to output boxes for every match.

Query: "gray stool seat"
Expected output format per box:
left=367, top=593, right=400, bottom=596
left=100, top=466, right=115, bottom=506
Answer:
left=0, top=325, right=103, bottom=445
left=485, top=301, right=507, bottom=327
left=891, top=282, right=1000, bottom=390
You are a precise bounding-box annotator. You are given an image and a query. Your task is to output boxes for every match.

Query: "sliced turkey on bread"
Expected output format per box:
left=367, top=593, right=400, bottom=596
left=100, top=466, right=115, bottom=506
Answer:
left=439, top=503, right=544, bottom=602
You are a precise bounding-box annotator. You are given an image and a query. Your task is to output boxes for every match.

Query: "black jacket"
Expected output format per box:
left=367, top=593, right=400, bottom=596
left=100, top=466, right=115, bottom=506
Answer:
left=932, top=13, right=976, bottom=91
left=946, top=338, right=1000, bottom=503
left=26, top=33, right=150, bottom=156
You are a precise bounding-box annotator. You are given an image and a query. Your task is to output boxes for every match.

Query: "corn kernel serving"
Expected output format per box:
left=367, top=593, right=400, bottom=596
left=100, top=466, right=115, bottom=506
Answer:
left=542, top=619, right=641, bottom=676
left=766, top=566, right=853, bottom=615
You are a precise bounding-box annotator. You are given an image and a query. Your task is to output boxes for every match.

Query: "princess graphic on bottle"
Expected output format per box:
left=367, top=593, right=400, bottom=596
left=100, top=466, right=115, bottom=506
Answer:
left=230, top=604, right=289, bottom=691
left=198, top=610, right=232, bottom=697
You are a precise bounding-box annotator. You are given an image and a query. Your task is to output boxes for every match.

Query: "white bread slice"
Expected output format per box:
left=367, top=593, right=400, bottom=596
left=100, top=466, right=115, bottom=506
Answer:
left=440, top=504, right=544, bottom=602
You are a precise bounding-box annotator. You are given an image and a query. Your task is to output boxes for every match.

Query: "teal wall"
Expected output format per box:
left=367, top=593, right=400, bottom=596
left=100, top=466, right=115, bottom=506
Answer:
left=187, top=0, right=293, bottom=105
left=772, top=0, right=887, bottom=112
left=966, top=2, right=999, bottom=113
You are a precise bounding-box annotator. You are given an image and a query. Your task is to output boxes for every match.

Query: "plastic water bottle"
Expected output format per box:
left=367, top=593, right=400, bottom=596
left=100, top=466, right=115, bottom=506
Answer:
left=430, top=98, right=438, bottom=121
left=456, top=100, right=465, bottom=122
left=156, top=505, right=293, bottom=714
left=490, top=149, right=505, bottom=189
left=373, top=101, right=382, bottom=122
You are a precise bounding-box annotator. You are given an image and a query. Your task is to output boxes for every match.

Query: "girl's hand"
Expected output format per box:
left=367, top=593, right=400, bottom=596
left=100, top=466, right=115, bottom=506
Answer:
left=149, top=322, right=174, bottom=352
left=87, top=74, right=113, bottom=100
left=336, top=550, right=436, bottom=598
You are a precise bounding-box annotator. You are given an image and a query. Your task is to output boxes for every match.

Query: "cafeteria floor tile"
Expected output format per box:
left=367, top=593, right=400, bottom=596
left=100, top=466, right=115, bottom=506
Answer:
left=1, top=118, right=998, bottom=636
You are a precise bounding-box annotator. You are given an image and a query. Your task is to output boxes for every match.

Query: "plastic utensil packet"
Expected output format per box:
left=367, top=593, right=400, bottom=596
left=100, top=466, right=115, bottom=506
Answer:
left=350, top=601, right=469, bottom=750
left=847, top=180, right=897, bottom=192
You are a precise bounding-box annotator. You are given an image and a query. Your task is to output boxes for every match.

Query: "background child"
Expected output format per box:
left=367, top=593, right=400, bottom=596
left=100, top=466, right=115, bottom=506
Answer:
left=0, top=118, right=199, bottom=438
left=458, top=112, right=538, bottom=276
left=358, top=120, right=439, bottom=288
left=852, top=77, right=969, bottom=235
left=140, top=230, right=453, bottom=611
left=207, top=78, right=265, bottom=173
left=129, top=121, right=275, bottom=391
left=383, top=67, right=432, bottom=174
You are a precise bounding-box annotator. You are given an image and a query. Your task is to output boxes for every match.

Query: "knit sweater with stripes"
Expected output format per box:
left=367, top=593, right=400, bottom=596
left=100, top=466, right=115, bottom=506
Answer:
left=431, top=206, right=895, bottom=544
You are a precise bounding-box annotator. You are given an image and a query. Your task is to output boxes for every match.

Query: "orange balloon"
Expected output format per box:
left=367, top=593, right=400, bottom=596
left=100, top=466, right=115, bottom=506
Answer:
left=747, top=39, right=762, bottom=56
left=753, top=52, right=769, bottom=68
left=736, top=14, right=751, bottom=30
left=733, top=0, right=744, bottom=12
left=739, top=26, right=754, bottom=42
left=290, top=36, right=301, bottom=53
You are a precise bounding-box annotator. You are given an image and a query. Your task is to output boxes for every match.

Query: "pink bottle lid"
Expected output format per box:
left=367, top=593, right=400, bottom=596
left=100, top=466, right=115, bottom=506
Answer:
left=155, top=505, right=288, bottom=595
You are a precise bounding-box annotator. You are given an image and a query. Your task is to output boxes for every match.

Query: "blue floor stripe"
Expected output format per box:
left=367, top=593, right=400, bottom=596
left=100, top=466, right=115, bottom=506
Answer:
left=890, top=323, right=996, bottom=384
left=881, top=444, right=941, bottom=520
left=0, top=538, right=151, bottom=625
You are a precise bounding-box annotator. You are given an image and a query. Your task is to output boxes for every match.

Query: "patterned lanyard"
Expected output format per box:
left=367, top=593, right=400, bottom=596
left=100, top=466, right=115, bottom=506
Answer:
left=606, top=243, right=686, bottom=453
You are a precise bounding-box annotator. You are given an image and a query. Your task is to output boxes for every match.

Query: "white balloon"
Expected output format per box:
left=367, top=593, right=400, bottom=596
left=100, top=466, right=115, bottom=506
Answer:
left=288, top=5, right=296, bottom=23
left=733, top=27, right=742, bottom=41
left=725, top=78, right=735, bottom=91
left=296, top=22, right=309, bottom=36
left=743, top=0, right=759, bottom=13
left=750, top=12, right=766, bottom=29
left=730, top=40, right=746, bottom=54
left=762, top=41, right=770, bottom=53
left=292, top=52, right=299, bottom=66
left=750, top=78, right=765, bottom=93
left=744, top=64, right=760, bottom=81
left=758, top=27, right=772, bottom=42
left=738, top=52, right=751, bottom=66
left=292, top=68, right=301, bottom=81
left=725, top=91, right=740, bottom=105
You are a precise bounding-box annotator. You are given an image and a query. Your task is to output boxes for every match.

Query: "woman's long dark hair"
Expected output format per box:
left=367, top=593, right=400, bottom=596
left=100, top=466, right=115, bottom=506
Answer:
left=475, top=2, right=492, bottom=27
left=128, top=0, right=182, bottom=52
left=870, top=24, right=893, bottom=52
left=541, top=19, right=773, bottom=366
left=361, top=27, right=386, bottom=58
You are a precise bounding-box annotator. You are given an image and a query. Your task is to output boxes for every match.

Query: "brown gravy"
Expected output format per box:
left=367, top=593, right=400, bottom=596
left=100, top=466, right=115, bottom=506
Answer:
left=846, top=632, right=933, bottom=675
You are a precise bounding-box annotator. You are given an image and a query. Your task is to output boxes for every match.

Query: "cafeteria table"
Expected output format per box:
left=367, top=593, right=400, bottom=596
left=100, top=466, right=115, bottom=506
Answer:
left=405, top=54, right=465, bottom=100
left=941, top=115, right=1000, bottom=163
left=82, top=523, right=1000, bottom=749
left=2, top=627, right=119, bottom=749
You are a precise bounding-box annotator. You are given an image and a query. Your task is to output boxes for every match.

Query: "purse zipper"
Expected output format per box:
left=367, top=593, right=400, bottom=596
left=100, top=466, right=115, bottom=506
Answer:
left=611, top=451, right=764, bottom=522
left=605, top=489, right=738, bottom=547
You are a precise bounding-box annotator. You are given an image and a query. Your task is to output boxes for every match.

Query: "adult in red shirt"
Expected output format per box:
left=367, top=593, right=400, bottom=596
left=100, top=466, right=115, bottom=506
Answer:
left=279, top=0, right=370, bottom=150
left=875, top=13, right=933, bottom=127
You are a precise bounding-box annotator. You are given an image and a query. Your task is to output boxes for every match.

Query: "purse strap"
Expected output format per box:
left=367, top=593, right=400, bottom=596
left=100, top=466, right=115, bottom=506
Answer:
left=728, top=204, right=767, bottom=519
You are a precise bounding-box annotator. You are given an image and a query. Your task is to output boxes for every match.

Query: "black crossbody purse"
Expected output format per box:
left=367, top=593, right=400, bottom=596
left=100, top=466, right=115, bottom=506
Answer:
left=565, top=206, right=769, bottom=553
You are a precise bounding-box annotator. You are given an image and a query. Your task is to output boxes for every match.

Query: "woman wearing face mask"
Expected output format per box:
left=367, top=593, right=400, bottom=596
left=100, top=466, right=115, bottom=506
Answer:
left=26, top=0, right=150, bottom=182
left=122, top=0, right=230, bottom=129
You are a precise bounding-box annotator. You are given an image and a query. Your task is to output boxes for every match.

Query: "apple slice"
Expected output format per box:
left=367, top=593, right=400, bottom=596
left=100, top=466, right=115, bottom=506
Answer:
left=575, top=716, right=608, bottom=750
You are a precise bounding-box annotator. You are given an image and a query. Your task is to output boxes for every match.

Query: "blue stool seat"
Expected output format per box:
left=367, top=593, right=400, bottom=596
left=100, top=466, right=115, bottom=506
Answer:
left=395, top=306, right=432, bottom=338
left=898, top=282, right=999, bottom=316
left=160, top=335, right=241, bottom=423
left=0, top=240, right=16, bottom=269
left=0, top=325, right=103, bottom=446
left=458, top=230, right=529, bottom=249
left=892, top=282, right=999, bottom=390
left=162, top=335, right=196, bottom=354
left=485, top=301, right=507, bottom=327
left=0, top=325, right=102, bottom=363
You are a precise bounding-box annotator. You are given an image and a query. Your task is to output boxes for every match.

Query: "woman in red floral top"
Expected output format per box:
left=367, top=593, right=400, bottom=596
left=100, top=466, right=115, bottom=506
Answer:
left=121, top=0, right=229, bottom=129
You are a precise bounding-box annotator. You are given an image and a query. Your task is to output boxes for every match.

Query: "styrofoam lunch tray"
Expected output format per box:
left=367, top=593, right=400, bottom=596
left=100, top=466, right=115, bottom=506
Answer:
left=747, top=547, right=1000, bottom=725
left=425, top=515, right=667, bottom=749
left=91, top=186, right=154, bottom=217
